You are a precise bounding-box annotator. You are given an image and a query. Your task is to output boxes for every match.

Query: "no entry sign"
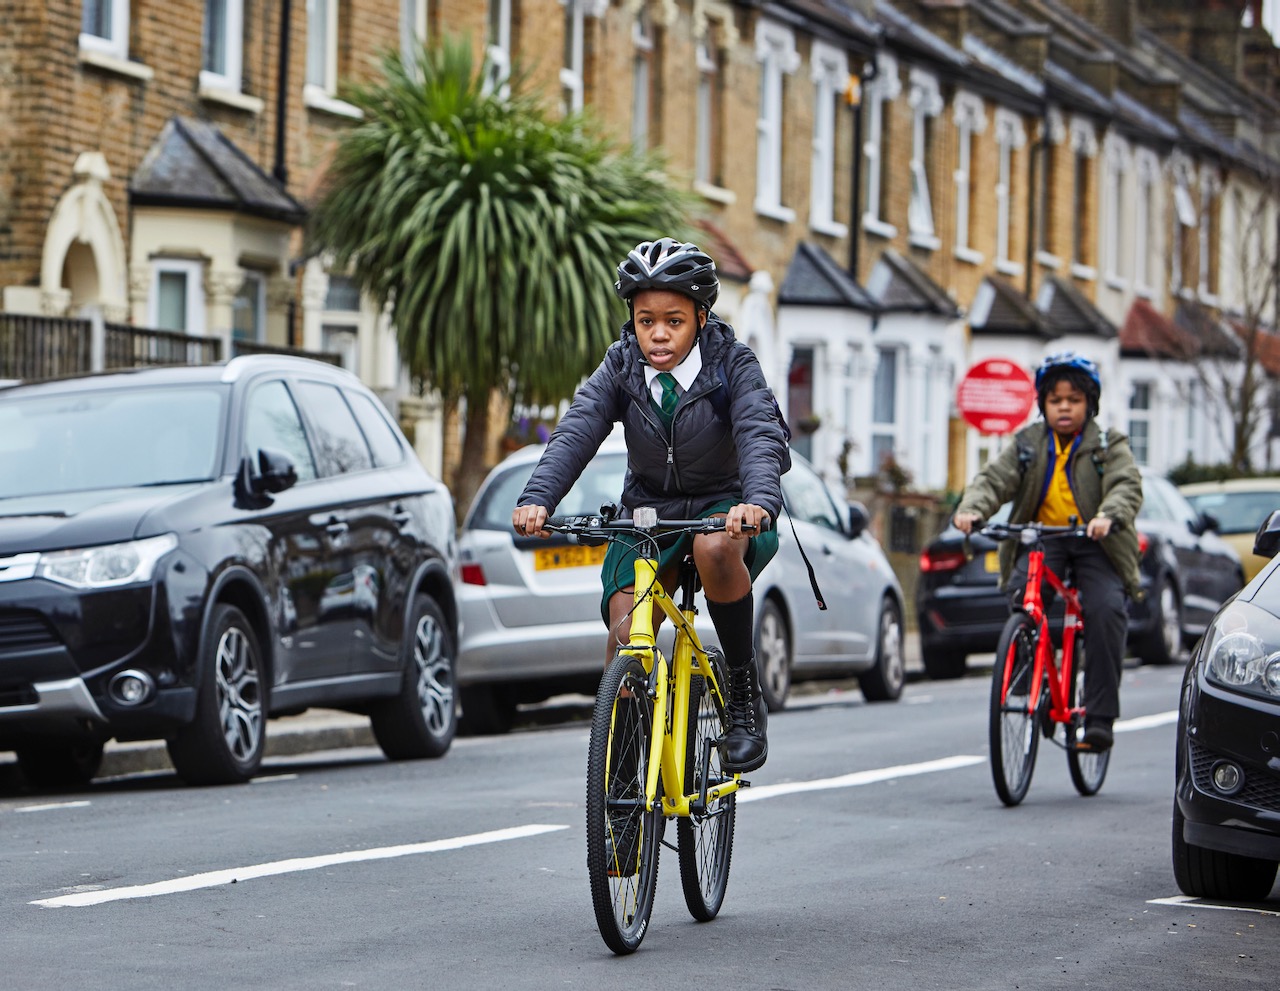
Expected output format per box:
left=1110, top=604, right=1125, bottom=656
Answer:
left=956, top=359, right=1037, bottom=435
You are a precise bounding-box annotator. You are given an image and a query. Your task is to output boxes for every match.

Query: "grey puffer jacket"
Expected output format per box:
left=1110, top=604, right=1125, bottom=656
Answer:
left=517, top=316, right=791, bottom=520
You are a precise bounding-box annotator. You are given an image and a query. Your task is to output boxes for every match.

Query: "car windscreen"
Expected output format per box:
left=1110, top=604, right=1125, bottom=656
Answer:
left=1185, top=490, right=1280, bottom=535
left=470, top=450, right=629, bottom=531
left=0, top=385, right=227, bottom=499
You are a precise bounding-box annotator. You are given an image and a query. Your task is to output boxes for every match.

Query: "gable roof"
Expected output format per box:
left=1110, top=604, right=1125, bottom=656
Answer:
left=866, top=249, right=960, bottom=316
left=778, top=241, right=878, bottom=310
left=695, top=220, right=753, bottom=283
left=967, top=276, right=1056, bottom=338
left=1035, top=275, right=1117, bottom=338
left=1119, top=297, right=1199, bottom=359
left=131, top=117, right=307, bottom=225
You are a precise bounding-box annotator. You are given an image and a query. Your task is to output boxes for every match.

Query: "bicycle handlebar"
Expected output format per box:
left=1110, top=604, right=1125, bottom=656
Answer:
left=545, top=513, right=762, bottom=539
left=978, top=520, right=1088, bottom=544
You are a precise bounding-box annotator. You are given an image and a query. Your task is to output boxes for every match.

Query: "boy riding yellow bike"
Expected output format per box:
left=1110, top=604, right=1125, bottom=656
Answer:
left=511, top=237, right=790, bottom=774
left=953, top=351, right=1143, bottom=752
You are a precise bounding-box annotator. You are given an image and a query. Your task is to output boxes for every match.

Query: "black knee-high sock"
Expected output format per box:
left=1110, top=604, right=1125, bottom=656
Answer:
left=705, top=592, right=754, bottom=671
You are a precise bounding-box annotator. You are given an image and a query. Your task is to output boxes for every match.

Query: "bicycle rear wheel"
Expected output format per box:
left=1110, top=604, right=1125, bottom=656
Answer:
left=990, top=612, right=1042, bottom=806
left=586, top=653, right=661, bottom=955
left=678, top=647, right=736, bottom=921
left=1065, top=637, right=1110, bottom=796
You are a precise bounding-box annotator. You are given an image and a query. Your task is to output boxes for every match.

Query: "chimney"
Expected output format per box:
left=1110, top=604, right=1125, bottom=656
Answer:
left=1055, top=0, right=1136, bottom=45
left=1141, top=0, right=1248, bottom=81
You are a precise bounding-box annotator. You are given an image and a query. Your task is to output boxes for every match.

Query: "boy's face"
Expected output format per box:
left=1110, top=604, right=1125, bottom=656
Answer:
left=632, top=289, right=705, bottom=372
left=1044, top=378, right=1089, bottom=437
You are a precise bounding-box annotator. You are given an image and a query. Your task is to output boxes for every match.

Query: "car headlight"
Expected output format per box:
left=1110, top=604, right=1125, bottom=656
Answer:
left=1200, top=601, right=1280, bottom=699
left=36, top=533, right=179, bottom=589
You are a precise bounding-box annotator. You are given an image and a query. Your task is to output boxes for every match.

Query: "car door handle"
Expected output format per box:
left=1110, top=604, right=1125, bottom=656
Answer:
left=325, top=519, right=349, bottom=537
left=393, top=511, right=413, bottom=529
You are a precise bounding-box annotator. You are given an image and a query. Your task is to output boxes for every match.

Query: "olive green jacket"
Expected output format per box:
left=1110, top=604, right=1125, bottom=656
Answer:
left=954, top=420, right=1145, bottom=599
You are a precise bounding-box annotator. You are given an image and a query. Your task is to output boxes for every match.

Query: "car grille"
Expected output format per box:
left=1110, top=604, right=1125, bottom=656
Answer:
left=1190, top=740, right=1280, bottom=814
left=0, top=611, right=60, bottom=654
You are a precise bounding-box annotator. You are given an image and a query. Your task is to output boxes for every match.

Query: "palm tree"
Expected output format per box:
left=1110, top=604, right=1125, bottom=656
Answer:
left=308, top=38, right=694, bottom=516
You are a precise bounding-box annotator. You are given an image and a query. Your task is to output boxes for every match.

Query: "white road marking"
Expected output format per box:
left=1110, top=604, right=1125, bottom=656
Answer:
left=1116, top=710, right=1178, bottom=733
left=1148, top=895, right=1280, bottom=917
left=15, top=800, right=91, bottom=814
left=738, top=755, right=985, bottom=803
left=30, top=823, right=569, bottom=908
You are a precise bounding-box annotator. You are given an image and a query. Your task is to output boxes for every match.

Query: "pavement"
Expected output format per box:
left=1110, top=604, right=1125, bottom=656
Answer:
left=1, top=631, right=939, bottom=786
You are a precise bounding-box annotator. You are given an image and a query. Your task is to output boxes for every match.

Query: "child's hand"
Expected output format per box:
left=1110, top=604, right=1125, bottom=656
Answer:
left=953, top=512, right=982, bottom=534
left=1087, top=515, right=1112, bottom=540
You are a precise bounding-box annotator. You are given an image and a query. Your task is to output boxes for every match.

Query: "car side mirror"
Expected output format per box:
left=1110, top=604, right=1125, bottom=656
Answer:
left=847, top=500, right=869, bottom=539
left=256, top=448, right=298, bottom=493
left=1199, top=512, right=1221, bottom=534
left=1254, top=509, right=1280, bottom=558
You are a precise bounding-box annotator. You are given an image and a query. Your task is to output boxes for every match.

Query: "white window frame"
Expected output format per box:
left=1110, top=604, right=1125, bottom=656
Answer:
left=1036, top=108, right=1066, bottom=269
left=695, top=41, right=716, bottom=186
left=754, top=19, right=799, bottom=223
left=1170, top=155, right=1198, bottom=297
left=201, top=0, right=245, bottom=94
left=321, top=273, right=362, bottom=374
left=994, top=107, right=1026, bottom=276
left=1069, top=115, right=1098, bottom=280
left=1199, top=168, right=1222, bottom=304
left=809, top=41, right=848, bottom=237
left=1102, top=132, right=1131, bottom=290
left=871, top=345, right=902, bottom=469
left=862, top=50, right=900, bottom=239
left=1128, top=380, right=1152, bottom=467
left=953, top=90, right=986, bottom=264
left=149, top=259, right=206, bottom=336
left=232, top=270, right=267, bottom=344
left=907, top=68, right=942, bottom=250
left=631, top=9, right=654, bottom=148
left=1133, top=148, right=1160, bottom=298
left=560, top=0, right=586, bottom=115
left=485, top=0, right=512, bottom=95
left=305, top=0, right=337, bottom=94
left=400, top=0, right=427, bottom=71
left=80, top=0, right=131, bottom=60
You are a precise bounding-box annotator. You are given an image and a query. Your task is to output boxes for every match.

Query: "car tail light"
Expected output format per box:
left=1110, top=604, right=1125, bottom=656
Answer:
left=919, top=549, right=967, bottom=573
left=1137, top=532, right=1150, bottom=556
left=459, top=562, right=486, bottom=586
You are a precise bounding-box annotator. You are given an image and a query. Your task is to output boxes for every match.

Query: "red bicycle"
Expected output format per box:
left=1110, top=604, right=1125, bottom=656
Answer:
left=979, top=520, right=1111, bottom=806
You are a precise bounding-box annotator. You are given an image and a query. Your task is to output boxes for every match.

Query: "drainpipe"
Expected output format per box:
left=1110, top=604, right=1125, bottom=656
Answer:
left=849, top=56, right=879, bottom=280
left=274, top=0, right=292, bottom=185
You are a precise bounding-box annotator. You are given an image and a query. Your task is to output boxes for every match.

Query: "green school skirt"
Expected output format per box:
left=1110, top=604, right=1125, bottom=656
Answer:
left=598, top=498, right=780, bottom=622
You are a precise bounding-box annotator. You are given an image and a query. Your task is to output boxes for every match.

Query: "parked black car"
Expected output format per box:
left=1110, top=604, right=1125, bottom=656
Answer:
left=1172, top=509, right=1280, bottom=902
left=0, top=356, right=459, bottom=788
left=916, top=471, right=1243, bottom=678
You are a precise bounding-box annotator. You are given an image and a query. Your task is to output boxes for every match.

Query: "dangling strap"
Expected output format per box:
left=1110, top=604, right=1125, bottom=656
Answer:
left=781, top=490, right=828, bottom=611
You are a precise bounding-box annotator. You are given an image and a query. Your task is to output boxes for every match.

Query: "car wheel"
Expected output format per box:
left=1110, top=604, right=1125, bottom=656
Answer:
left=1139, top=577, right=1182, bottom=666
left=1172, top=800, right=1278, bottom=901
left=370, top=595, right=457, bottom=759
left=459, top=684, right=517, bottom=736
left=15, top=740, right=104, bottom=790
left=755, top=598, right=791, bottom=712
left=167, top=603, right=267, bottom=786
left=860, top=598, right=905, bottom=702
left=921, top=645, right=967, bottom=680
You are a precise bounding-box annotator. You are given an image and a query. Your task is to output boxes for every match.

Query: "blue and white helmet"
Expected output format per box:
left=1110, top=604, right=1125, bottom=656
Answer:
left=1035, top=351, right=1101, bottom=417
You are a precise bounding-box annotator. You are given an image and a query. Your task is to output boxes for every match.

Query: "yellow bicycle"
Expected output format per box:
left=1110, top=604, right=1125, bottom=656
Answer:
left=545, top=508, right=750, bottom=955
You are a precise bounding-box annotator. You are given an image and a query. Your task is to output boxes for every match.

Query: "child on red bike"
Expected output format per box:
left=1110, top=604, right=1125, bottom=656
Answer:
left=952, top=351, right=1143, bottom=752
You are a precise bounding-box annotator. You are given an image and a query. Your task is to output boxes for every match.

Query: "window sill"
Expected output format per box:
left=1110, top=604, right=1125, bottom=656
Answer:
left=1035, top=251, right=1061, bottom=270
left=954, top=246, right=984, bottom=266
left=909, top=232, right=941, bottom=252
left=1199, top=290, right=1221, bottom=308
left=304, top=85, right=363, bottom=119
left=1070, top=263, right=1097, bottom=281
left=754, top=201, right=796, bottom=224
left=995, top=259, right=1023, bottom=277
left=1134, top=285, right=1154, bottom=300
left=811, top=219, right=850, bottom=239
left=1104, top=275, right=1128, bottom=292
left=78, top=48, right=154, bottom=82
left=862, top=216, right=897, bottom=240
left=199, top=83, right=265, bottom=114
left=694, top=181, right=736, bottom=206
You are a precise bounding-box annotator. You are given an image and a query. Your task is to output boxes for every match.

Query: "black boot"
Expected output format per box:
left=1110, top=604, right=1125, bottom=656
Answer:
left=721, top=660, right=768, bottom=772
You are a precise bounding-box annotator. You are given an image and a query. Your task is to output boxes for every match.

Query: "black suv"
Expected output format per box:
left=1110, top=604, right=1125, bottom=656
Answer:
left=0, top=356, right=459, bottom=788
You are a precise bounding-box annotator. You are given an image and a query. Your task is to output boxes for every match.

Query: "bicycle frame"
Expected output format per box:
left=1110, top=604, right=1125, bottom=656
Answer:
left=1001, top=541, right=1085, bottom=729
left=619, top=553, right=742, bottom=817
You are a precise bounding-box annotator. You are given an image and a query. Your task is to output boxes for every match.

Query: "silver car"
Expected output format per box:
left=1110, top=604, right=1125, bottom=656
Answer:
left=456, top=439, right=906, bottom=733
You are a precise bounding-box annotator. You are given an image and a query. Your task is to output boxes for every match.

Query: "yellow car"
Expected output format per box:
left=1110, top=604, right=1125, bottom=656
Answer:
left=1180, top=477, right=1280, bottom=583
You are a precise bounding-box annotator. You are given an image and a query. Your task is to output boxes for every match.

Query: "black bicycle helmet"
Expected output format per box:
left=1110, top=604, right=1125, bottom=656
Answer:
left=614, top=238, right=719, bottom=311
left=1035, top=350, right=1102, bottom=417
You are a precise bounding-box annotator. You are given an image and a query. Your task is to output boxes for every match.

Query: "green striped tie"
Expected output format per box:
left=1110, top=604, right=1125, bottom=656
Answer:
left=657, top=372, right=680, bottom=421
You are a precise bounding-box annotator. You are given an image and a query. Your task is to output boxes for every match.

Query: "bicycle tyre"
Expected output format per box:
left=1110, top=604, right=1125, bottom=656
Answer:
left=586, top=653, right=662, bottom=955
left=1065, top=637, right=1110, bottom=796
left=678, top=647, right=736, bottom=921
left=989, top=611, right=1042, bottom=806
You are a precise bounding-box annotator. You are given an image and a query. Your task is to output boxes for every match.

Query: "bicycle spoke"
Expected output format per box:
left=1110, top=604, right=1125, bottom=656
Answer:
left=990, top=613, right=1041, bottom=806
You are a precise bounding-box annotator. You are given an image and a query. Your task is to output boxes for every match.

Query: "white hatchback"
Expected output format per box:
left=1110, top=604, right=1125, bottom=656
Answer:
left=455, top=439, right=906, bottom=733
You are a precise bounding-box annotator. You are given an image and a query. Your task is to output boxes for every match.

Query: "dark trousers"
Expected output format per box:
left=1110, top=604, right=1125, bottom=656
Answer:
left=1007, top=536, right=1127, bottom=722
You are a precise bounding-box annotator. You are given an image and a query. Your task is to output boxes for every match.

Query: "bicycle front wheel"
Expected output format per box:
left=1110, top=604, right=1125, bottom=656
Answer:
left=678, top=647, right=736, bottom=921
left=586, top=653, right=662, bottom=955
left=989, top=612, right=1042, bottom=806
left=1065, top=637, right=1110, bottom=796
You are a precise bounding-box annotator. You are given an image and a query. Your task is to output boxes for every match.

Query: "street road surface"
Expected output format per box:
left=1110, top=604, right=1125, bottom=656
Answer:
left=2, top=662, right=1276, bottom=990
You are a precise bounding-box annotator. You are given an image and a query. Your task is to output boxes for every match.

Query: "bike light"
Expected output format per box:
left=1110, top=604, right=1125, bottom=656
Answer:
left=634, top=507, right=657, bottom=530
left=1137, top=532, right=1150, bottom=556
left=1211, top=760, right=1245, bottom=796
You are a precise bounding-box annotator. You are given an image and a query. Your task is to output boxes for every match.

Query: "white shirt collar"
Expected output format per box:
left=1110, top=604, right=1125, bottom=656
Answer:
left=643, top=342, right=703, bottom=399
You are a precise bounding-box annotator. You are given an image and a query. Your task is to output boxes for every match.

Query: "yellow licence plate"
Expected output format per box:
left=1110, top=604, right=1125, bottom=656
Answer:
left=984, top=550, right=999, bottom=573
left=533, top=545, right=608, bottom=571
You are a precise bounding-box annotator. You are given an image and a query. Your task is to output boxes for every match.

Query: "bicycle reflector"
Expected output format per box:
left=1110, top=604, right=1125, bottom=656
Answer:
left=634, top=507, right=658, bottom=530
